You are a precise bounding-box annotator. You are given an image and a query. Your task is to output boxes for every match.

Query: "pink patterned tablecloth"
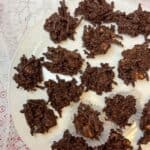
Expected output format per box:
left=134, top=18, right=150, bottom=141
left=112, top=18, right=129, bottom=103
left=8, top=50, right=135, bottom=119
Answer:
left=0, top=0, right=149, bottom=150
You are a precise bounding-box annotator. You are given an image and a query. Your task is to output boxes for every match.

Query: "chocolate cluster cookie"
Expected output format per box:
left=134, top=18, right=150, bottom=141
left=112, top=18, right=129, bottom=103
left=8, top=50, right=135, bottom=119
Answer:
left=97, top=130, right=133, bottom=150
left=81, top=63, right=116, bottom=94
left=138, top=100, right=150, bottom=145
left=73, top=103, right=103, bottom=139
left=44, top=0, right=80, bottom=43
left=21, top=99, right=57, bottom=135
left=13, top=55, right=44, bottom=91
left=103, top=94, right=136, bottom=128
left=45, top=77, right=83, bottom=116
left=75, top=0, right=114, bottom=24
left=83, top=25, right=123, bottom=57
left=118, top=43, right=150, bottom=86
left=43, top=46, right=83, bottom=75
left=52, top=130, right=91, bottom=150
left=106, top=4, right=150, bottom=38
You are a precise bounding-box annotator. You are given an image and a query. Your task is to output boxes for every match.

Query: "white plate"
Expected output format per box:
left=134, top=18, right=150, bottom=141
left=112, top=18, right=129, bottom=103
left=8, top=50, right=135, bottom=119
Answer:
left=9, top=0, right=150, bottom=149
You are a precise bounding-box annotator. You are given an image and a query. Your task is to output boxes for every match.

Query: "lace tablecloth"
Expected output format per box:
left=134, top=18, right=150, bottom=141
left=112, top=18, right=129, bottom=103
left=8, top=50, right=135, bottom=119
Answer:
left=0, top=0, right=149, bottom=150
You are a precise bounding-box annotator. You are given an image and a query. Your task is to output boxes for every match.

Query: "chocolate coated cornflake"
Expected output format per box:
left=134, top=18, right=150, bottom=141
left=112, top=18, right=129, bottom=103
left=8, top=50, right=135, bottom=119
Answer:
left=21, top=99, right=57, bottom=135
left=43, top=46, right=83, bottom=75
left=118, top=43, right=150, bottom=86
left=52, top=130, right=90, bottom=150
left=44, top=0, right=80, bottom=43
left=81, top=63, right=116, bottom=94
left=83, top=25, right=123, bottom=57
left=75, top=0, right=114, bottom=24
left=106, top=4, right=150, bottom=38
left=103, top=94, right=136, bottom=128
left=138, top=146, right=142, bottom=150
left=73, top=103, right=103, bottom=139
left=138, top=100, right=150, bottom=145
left=13, top=55, right=44, bottom=91
left=97, top=130, right=133, bottom=150
left=45, top=78, right=83, bottom=116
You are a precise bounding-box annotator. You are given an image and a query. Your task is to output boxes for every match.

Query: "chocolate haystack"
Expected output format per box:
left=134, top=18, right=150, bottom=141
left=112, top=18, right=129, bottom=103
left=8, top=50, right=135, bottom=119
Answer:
left=44, top=0, right=80, bottom=43
left=103, top=94, right=136, bottom=128
left=106, top=4, right=150, bottom=38
left=83, top=25, right=123, bottom=57
left=45, top=77, right=83, bottom=116
left=52, top=130, right=90, bottom=150
left=118, top=43, right=150, bottom=86
left=139, top=101, right=150, bottom=132
left=13, top=55, right=44, bottom=91
left=73, top=103, right=103, bottom=139
left=138, top=100, right=150, bottom=145
left=81, top=63, right=116, bottom=94
left=21, top=99, right=57, bottom=135
left=138, top=130, right=150, bottom=145
left=75, top=0, right=114, bottom=24
left=43, top=46, right=83, bottom=75
left=97, top=130, right=133, bottom=150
